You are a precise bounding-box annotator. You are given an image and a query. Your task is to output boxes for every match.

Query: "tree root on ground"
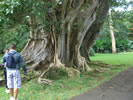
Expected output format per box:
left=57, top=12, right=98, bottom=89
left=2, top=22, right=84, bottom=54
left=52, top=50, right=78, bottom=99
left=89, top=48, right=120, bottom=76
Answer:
left=37, top=62, right=81, bottom=84
left=38, top=77, right=52, bottom=85
left=89, top=61, right=114, bottom=67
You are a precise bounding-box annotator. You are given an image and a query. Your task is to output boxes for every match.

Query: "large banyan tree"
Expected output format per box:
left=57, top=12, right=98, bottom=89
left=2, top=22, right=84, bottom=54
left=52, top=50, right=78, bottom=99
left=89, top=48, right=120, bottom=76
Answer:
left=0, top=0, right=111, bottom=83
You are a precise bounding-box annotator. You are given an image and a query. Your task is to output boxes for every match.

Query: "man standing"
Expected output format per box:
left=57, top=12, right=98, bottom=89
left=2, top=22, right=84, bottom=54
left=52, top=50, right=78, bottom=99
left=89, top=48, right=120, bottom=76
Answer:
left=1, top=49, right=10, bottom=93
left=1, top=44, right=27, bottom=100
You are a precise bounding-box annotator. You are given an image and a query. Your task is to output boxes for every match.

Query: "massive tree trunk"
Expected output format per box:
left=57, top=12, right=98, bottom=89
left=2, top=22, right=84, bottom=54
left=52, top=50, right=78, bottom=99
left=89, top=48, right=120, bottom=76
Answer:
left=109, top=9, right=116, bottom=54
left=80, top=0, right=110, bottom=61
left=58, top=0, right=100, bottom=71
left=21, top=0, right=111, bottom=82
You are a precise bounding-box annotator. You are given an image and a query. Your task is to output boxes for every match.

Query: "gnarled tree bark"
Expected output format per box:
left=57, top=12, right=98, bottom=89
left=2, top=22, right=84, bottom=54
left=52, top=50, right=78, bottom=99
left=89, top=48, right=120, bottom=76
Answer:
left=20, top=0, right=111, bottom=83
left=80, top=0, right=110, bottom=61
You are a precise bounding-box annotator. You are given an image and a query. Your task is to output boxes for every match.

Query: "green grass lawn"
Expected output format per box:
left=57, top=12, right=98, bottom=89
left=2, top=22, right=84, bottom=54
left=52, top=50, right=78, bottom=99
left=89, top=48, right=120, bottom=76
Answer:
left=0, top=52, right=133, bottom=100
left=90, top=52, right=133, bottom=66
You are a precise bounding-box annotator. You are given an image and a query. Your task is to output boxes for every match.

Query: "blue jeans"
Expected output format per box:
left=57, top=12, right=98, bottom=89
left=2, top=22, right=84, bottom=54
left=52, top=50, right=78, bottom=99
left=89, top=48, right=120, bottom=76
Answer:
left=4, top=68, right=8, bottom=89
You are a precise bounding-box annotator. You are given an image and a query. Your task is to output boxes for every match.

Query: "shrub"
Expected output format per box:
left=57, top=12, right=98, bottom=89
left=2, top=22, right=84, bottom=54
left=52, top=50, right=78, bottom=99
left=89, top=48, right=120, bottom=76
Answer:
left=89, top=48, right=95, bottom=56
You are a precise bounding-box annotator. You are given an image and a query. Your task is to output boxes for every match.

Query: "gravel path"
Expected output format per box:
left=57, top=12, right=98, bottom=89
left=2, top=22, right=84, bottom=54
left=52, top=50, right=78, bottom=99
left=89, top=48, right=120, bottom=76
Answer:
left=71, top=67, right=133, bottom=100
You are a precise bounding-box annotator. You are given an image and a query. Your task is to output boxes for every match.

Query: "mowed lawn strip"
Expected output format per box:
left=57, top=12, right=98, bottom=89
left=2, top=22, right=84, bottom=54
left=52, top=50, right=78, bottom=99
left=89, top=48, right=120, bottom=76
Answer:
left=90, top=52, right=133, bottom=66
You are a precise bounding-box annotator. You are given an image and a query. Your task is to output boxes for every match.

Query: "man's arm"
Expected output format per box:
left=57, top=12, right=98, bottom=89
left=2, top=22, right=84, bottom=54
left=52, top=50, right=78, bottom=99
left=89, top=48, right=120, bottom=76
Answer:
left=1, top=56, right=6, bottom=67
left=18, top=55, right=27, bottom=74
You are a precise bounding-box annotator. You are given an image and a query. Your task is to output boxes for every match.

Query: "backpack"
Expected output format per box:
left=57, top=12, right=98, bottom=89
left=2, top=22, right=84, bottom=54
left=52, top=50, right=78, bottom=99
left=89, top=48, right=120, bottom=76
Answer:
left=6, top=52, right=17, bottom=68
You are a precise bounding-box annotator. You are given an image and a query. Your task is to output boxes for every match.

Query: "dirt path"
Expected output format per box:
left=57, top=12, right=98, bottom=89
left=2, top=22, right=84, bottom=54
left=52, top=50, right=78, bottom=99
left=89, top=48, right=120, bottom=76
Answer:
left=71, top=67, right=133, bottom=100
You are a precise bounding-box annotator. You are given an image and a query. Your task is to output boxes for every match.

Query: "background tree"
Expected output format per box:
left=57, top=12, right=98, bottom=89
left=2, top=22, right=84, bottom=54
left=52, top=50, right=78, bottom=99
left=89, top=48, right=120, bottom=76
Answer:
left=109, top=9, right=116, bottom=54
left=93, top=1, right=133, bottom=53
left=129, top=9, right=133, bottom=40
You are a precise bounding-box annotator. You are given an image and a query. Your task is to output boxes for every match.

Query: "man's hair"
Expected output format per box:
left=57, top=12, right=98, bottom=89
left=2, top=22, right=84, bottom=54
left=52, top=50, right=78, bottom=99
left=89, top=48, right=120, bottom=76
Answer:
left=10, top=44, right=16, bottom=49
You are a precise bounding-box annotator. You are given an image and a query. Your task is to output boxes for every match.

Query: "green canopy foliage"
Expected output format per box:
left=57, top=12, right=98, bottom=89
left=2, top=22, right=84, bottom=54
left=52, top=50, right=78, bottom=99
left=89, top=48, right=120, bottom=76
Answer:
left=0, top=0, right=132, bottom=53
left=128, top=9, right=133, bottom=40
left=93, top=9, right=133, bottom=53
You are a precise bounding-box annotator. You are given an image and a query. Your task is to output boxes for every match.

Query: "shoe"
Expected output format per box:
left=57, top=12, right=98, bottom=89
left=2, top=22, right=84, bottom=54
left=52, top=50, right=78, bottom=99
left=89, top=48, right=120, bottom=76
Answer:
left=10, top=97, right=14, bottom=100
left=6, top=89, right=10, bottom=93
